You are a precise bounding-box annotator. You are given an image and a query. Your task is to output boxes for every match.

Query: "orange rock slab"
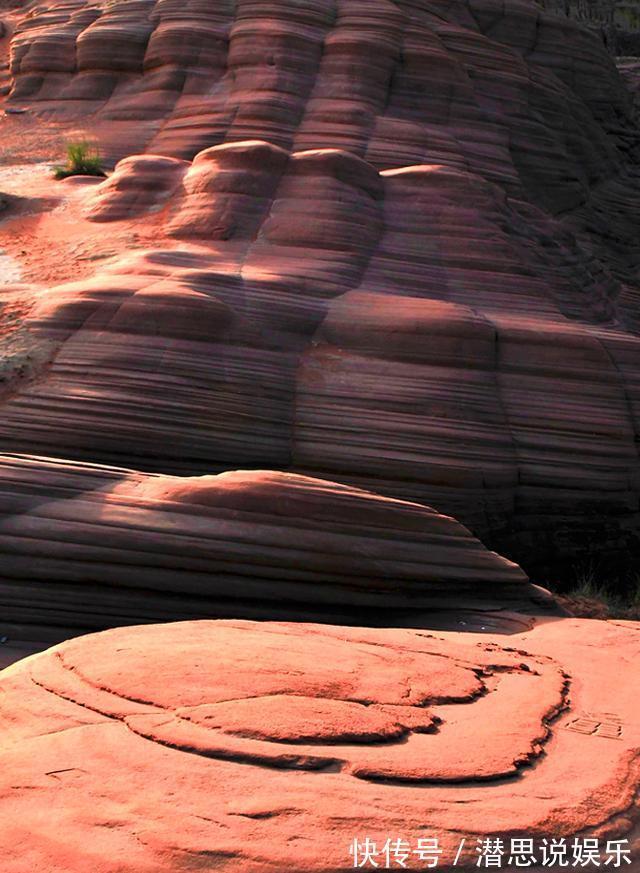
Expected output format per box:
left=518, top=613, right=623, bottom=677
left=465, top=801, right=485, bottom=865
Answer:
left=0, top=617, right=638, bottom=871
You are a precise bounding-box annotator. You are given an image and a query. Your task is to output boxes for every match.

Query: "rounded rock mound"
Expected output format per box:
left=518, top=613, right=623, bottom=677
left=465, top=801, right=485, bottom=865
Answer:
left=0, top=454, right=538, bottom=637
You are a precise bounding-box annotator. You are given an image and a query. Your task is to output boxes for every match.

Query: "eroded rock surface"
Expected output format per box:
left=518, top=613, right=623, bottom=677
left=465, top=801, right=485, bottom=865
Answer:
left=1, top=6, right=640, bottom=866
left=0, top=453, right=538, bottom=635
left=1, top=0, right=640, bottom=572
left=0, top=617, right=638, bottom=871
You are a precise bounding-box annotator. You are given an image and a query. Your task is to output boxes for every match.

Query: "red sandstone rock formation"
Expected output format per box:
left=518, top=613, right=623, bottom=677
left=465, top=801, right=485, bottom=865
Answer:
left=0, top=453, right=538, bottom=637
left=0, top=617, right=638, bottom=870
left=1, top=0, right=640, bottom=575
left=2, top=3, right=640, bottom=869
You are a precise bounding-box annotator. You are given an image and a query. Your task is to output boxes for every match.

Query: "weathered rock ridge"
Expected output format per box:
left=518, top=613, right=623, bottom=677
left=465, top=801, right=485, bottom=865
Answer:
left=0, top=453, right=538, bottom=637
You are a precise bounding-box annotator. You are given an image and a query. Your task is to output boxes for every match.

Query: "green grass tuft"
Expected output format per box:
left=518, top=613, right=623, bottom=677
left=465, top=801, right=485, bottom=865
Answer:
left=53, top=141, right=106, bottom=180
left=556, top=561, right=640, bottom=619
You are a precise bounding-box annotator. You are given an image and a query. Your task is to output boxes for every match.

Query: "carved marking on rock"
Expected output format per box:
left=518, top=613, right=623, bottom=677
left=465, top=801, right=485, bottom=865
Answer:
left=565, top=712, right=623, bottom=739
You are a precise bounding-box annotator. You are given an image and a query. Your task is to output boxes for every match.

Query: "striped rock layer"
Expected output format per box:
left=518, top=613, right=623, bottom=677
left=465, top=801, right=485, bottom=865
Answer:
left=0, top=453, right=534, bottom=636
left=2, top=0, right=640, bottom=576
left=1, top=144, right=639, bottom=574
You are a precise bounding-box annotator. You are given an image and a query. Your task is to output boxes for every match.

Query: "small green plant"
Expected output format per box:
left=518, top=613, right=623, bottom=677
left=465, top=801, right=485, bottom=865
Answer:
left=53, top=141, right=106, bottom=180
left=627, top=574, right=640, bottom=610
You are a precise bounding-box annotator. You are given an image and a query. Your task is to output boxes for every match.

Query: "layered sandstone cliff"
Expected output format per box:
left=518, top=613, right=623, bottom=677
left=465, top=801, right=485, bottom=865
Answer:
left=2, top=3, right=640, bottom=869
left=2, top=0, right=640, bottom=575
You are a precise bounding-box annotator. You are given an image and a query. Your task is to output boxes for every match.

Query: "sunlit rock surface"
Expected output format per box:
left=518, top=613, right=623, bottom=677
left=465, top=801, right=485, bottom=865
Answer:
left=1, top=617, right=638, bottom=871
left=1, top=4, right=640, bottom=869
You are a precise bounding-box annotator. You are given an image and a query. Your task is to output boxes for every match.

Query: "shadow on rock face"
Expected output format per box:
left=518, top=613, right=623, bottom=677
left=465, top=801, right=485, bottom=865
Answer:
left=0, top=454, right=559, bottom=644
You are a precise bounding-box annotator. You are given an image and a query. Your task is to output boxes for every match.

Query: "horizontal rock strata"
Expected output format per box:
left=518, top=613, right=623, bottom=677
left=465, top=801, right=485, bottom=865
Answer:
left=3, top=0, right=640, bottom=574
left=0, top=454, right=537, bottom=634
left=1, top=142, right=640, bottom=571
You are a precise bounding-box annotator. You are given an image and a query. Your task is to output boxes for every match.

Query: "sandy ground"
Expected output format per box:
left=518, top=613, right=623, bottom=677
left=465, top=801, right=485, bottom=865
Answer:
left=0, top=158, right=172, bottom=287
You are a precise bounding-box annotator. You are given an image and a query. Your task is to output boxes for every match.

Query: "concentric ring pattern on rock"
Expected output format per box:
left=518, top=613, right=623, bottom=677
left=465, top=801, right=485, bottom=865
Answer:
left=3, top=0, right=640, bottom=574
left=1, top=618, right=639, bottom=871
